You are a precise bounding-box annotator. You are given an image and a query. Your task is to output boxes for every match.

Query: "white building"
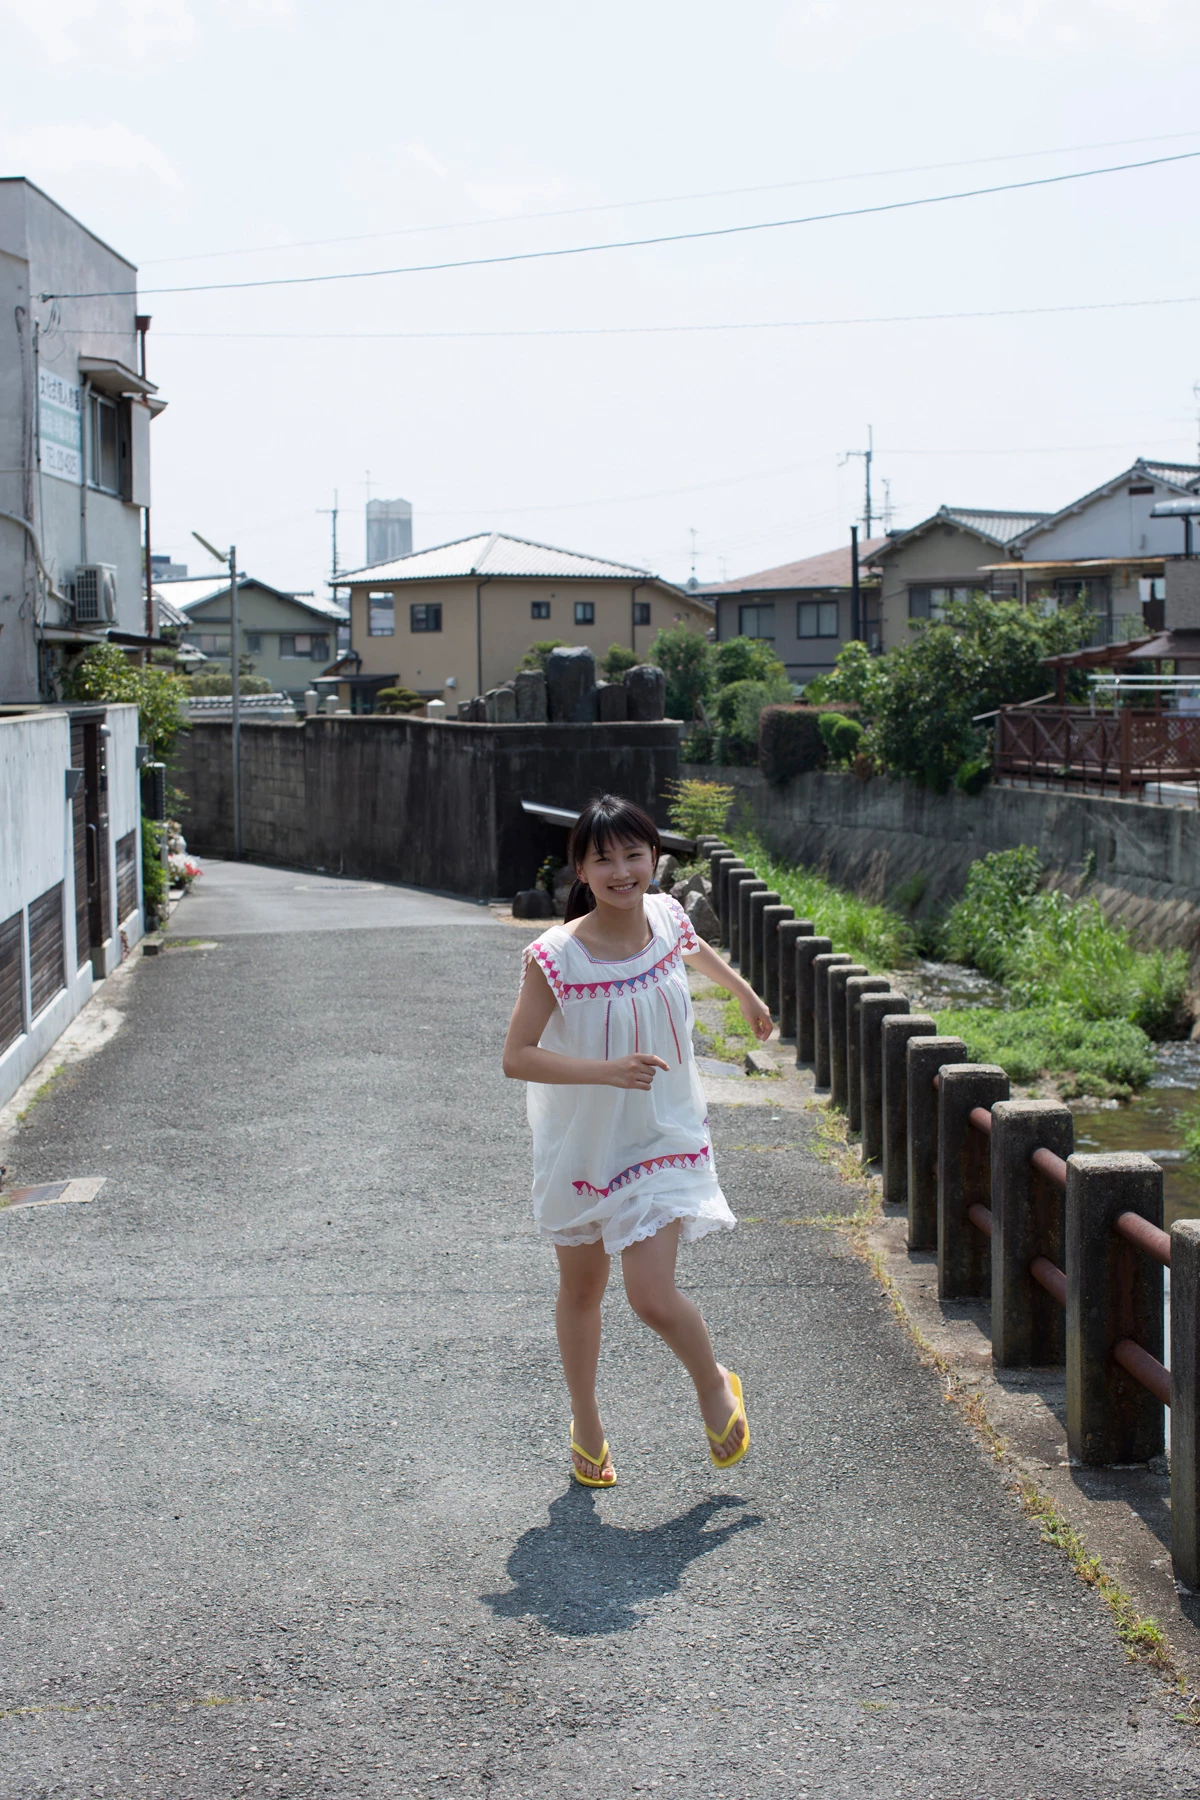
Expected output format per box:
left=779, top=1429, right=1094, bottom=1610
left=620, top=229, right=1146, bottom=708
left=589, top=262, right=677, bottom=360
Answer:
left=0, top=178, right=166, bottom=703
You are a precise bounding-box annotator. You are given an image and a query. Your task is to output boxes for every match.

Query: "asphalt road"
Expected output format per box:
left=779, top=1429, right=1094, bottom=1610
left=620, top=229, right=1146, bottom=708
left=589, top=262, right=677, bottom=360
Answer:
left=2, top=864, right=1198, bottom=1798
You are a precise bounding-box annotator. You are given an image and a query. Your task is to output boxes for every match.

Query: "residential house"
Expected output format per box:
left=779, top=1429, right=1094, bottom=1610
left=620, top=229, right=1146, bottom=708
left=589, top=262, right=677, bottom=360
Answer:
left=984, top=459, right=1200, bottom=642
left=869, top=507, right=1050, bottom=650
left=166, top=575, right=348, bottom=699
left=333, top=531, right=713, bottom=711
left=701, top=539, right=887, bottom=685
left=0, top=179, right=166, bottom=703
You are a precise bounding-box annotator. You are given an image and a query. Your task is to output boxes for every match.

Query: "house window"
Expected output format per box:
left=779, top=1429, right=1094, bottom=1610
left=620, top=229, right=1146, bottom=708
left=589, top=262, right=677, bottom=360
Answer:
left=531, top=600, right=551, bottom=620
left=738, top=602, right=775, bottom=640
left=245, top=633, right=262, bottom=654
left=908, top=584, right=981, bottom=620
left=1055, top=577, right=1111, bottom=646
left=797, top=600, right=839, bottom=638
left=88, top=393, right=120, bottom=492
left=368, top=592, right=395, bottom=636
left=194, top=634, right=230, bottom=655
left=574, top=601, right=595, bottom=625
left=411, top=603, right=442, bottom=632
left=633, top=601, right=652, bottom=626
left=280, top=633, right=329, bottom=660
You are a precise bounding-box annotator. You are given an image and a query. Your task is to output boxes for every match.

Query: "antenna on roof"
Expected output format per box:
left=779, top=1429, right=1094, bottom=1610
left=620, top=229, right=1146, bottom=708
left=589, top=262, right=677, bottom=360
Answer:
left=840, top=425, right=875, bottom=534
left=689, top=527, right=699, bottom=584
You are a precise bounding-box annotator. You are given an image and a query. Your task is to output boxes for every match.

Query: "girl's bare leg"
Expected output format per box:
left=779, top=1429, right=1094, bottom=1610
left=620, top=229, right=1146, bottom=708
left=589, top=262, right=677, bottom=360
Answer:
left=554, top=1240, right=613, bottom=1480
left=621, top=1221, right=746, bottom=1461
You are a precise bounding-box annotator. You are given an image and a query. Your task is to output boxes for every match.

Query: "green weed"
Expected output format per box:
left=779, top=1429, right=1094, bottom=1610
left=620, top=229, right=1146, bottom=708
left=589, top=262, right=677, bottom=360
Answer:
left=732, top=833, right=914, bottom=970
left=937, top=1004, right=1154, bottom=1099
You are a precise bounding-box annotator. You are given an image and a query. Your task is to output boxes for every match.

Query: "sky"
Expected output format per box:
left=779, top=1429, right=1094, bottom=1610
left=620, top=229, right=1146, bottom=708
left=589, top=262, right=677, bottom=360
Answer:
left=5, top=0, right=1200, bottom=595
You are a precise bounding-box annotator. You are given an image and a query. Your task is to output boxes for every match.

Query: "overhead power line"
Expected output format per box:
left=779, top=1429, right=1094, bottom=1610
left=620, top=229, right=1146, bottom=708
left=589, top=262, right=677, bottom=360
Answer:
left=138, top=127, right=1200, bottom=268
left=150, top=291, right=1200, bottom=343
left=43, top=150, right=1200, bottom=302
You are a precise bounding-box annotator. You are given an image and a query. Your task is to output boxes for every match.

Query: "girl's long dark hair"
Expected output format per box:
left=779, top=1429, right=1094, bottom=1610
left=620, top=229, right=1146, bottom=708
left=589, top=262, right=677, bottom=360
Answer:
left=563, top=795, right=661, bottom=922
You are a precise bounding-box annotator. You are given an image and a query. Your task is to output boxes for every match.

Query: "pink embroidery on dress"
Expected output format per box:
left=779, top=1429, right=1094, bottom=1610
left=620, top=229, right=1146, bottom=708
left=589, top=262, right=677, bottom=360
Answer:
left=660, top=985, right=683, bottom=1064
left=572, top=1143, right=712, bottom=1199
left=666, top=894, right=702, bottom=954
left=604, top=1000, right=611, bottom=1060
left=633, top=996, right=639, bottom=1053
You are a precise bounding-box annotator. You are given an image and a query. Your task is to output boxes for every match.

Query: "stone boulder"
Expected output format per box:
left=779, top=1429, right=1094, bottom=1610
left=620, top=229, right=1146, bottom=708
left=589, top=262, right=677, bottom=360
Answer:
left=467, top=695, right=487, bottom=721
left=686, top=888, right=721, bottom=944
left=514, top=668, right=548, bottom=722
left=512, top=888, right=555, bottom=920
left=655, top=854, right=680, bottom=890
left=672, top=871, right=711, bottom=904
left=485, top=685, right=516, bottom=723
left=552, top=863, right=575, bottom=916
left=624, top=663, right=666, bottom=721
left=546, top=646, right=597, bottom=722
left=596, top=680, right=628, bottom=722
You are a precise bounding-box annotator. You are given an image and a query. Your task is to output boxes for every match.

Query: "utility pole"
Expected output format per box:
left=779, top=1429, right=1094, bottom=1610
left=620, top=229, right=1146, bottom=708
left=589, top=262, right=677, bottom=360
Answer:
left=850, top=524, right=861, bottom=642
left=689, top=527, right=699, bottom=584
left=841, top=426, right=874, bottom=535
left=193, top=531, right=241, bottom=859
left=318, top=489, right=339, bottom=586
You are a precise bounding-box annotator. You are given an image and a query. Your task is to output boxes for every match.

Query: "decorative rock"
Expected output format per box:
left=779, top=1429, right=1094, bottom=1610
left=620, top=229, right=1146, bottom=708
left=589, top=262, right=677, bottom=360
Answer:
left=686, top=889, right=721, bottom=944
left=493, top=685, right=516, bottom=723
left=655, top=853, right=680, bottom=889
left=512, top=888, right=555, bottom=920
left=457, top=701, right=473, bottom=720
left=745, top=1048, right=777, bottom=1077
left=596, top=680, right=628, bottom=722
left=624, top=663, right=666, bottom=721
left=468, top=695, right=487, bottom=721
left=514, top=668, right=548, bottom=722
left=546, top=646, right=597, bottom=722
left=553, top=864, right=576, bottom=916
left=672, top=872, right=709, bottom=903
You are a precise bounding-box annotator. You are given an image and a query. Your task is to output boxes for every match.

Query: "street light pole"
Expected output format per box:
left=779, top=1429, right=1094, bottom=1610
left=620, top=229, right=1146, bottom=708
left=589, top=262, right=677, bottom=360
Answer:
left=193, top=530, right=242, bottom=859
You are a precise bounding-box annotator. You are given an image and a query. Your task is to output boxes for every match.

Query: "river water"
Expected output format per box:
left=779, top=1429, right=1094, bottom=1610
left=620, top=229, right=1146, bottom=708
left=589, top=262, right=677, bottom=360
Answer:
left=897, top=960, right=1200, bottom=1230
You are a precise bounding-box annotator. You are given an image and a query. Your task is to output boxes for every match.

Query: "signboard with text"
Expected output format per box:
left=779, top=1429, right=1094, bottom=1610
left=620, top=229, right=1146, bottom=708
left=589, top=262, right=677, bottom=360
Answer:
left=38, top=365, right=82, bottom=484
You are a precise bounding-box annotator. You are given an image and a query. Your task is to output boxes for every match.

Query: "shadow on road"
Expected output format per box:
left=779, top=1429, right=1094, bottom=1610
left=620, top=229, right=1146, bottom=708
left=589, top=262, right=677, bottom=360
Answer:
left=482, top=1488, right=763, bottom=1636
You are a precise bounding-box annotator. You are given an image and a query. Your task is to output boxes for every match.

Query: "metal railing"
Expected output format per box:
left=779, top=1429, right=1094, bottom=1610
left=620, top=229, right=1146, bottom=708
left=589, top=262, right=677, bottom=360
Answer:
left=701, top=838, right=1200, bottom=1590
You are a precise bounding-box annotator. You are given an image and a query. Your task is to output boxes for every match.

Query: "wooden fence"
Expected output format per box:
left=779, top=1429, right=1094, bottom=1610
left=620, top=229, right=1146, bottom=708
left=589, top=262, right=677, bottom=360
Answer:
left=994, top=705, right=1200, bottom=796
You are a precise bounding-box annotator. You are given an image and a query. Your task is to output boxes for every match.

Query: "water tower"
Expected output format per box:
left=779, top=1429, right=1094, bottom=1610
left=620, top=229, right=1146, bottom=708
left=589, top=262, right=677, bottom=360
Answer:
left=366, top=497, right=413, bottom=565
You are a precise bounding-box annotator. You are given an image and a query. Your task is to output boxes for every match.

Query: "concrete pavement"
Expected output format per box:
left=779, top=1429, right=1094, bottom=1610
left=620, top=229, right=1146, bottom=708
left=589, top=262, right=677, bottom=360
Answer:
left=1, top=863, right=1198, bottom=1797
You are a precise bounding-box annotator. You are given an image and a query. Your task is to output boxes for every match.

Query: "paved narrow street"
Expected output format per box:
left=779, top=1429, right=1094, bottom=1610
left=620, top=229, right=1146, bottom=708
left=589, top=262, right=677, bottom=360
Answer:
left=2, top=861, right=1198, bottom=1798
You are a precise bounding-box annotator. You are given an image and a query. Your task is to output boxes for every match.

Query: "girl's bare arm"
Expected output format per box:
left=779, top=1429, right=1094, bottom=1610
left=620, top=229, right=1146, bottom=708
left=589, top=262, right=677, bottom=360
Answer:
left=682, top=938, right=773, bottom=1042
left=502, top=959, right=668, bottom=1088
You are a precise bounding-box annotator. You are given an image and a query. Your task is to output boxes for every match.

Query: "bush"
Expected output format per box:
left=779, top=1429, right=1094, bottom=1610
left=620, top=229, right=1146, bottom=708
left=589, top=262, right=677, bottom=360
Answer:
left=665, top=778, right=734, bottom=839
left=680, top=724, right=716, bottom=764
left=520, top=639, right=567, bottom=673
left=141, top=817, right=167, bottom=926
left=648, top=624, right=713, bottom=721
left=938, top=1004, right=1155, bottom=1100
left=188, top=670, right=273, bottom=695
left=758, top=706, right=825, bottom=785
left=817, top=712, right=864, bottom=766
left=601, top=643, right=640, bottom=681
left=712, top=635, right=788, bottom=688
left=375, top=686, right=425, bottom=714
left=63, top=643, right=187, bottom=758
left=714, top=673, right=793, bottom=762
left=955, top=757, right=991, bottom=796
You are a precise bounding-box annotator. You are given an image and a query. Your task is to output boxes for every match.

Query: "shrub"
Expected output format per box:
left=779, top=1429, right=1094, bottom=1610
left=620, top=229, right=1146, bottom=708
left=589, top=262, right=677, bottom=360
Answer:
left=520, top=639, right=567, bottom=673
left=680, top=724, right=716, bottom=764
left=943, top=846, right=1042, bottom=977
left=665, top=778, right=734, bottom=839
left=758, top=706, right=825, bottom=785
left=817, top=712, right=864, bottom=766
left=649, top=624, right=713, bottom=721
left=714, top=673, right=792, bottom=762
left=141, top=817, right=167, bottom=926
left=63, top=643, right=187, bottom=757
left=375, top=687, right=425, bottom=713
left=188, top=670, right=273, bottom=695
left=712, top=635, right=787, bottom=689
left=937, top=1004, right=1155, bottom=1100
left=955, top=757, right=991, bottom=796
left=601, top=643, right=640, bottom=681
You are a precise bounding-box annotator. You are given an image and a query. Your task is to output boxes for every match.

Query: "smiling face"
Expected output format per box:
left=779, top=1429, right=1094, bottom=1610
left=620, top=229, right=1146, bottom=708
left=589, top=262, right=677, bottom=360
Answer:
left=575, top=833, right=655, bottom=912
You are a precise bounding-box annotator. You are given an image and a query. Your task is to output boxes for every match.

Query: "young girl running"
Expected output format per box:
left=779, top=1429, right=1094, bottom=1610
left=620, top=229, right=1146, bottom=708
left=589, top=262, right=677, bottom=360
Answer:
left=502, top=794, right=772, bottom=1488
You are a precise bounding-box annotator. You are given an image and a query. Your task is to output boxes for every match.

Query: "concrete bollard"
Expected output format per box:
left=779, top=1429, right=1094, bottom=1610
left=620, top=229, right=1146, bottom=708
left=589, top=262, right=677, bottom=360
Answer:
left=936, top=1064, right=1009, bottom=1302
left=827, top=963, right=868, bottom=1111
left=811, top=951, right=850, bottom=1086
left=725, top=867, right=754, bottom=961
left=1171, top=1219, right=1200, bottom=1590
left=737, top=879, right=768, bottom=976
left=861, top=993, right=909, bottom=1166
left=748, top=890, right=780, bottom=998
left=778, top=919, right=813, bottom=1041
left=761, top=903, right=793, bottom=1017
left=881, top=1015, right=937, bottom=1206
left=719, top=856, right=744, bottom=943
left=1066, top=1153, right=1165, bottom=1468
left=796, top=938, right=834, bottom=1067
left=845, top=975, right=891, bottom=1133
left=990, top=1100, right=1073, bottom=1368
left=906, top=1035, right=968, bottom=1251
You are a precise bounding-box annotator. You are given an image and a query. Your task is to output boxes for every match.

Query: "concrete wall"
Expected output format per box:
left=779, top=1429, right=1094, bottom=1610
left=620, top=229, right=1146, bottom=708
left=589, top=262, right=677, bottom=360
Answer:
left=174, top=716, right=684, bottom=899
left=105, top=701, right=144, bottom=973
left=688, top=763, right=1200, bottom=962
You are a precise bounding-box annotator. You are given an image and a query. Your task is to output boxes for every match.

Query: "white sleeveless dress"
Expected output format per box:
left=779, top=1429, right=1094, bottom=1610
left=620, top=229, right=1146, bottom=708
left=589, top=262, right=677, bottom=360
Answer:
left=521, top=892, right=736, bottom=1254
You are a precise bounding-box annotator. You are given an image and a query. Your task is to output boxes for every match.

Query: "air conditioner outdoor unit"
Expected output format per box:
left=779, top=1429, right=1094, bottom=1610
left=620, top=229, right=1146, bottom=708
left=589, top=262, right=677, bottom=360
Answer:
left=74, top=564, right=118, bottom=625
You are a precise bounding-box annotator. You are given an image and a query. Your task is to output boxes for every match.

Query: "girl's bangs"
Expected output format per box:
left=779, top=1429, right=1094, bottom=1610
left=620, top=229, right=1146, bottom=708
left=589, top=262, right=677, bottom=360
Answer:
left=571, top=796, right=661, bottom=865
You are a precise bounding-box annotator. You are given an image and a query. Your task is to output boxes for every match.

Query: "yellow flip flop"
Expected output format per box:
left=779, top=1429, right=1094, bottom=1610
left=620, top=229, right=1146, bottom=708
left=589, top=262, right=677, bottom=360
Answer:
left=707, top=1371, right=750, bottom=1470
left=570, top=1420, right=617, bottom=1488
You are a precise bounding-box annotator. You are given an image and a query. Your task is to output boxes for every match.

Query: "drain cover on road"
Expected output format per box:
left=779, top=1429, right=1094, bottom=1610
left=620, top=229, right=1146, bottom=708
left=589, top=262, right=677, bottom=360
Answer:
left=1, top=1178, right=106, bottom=1210
left=292, top=882, right=385, bottom=892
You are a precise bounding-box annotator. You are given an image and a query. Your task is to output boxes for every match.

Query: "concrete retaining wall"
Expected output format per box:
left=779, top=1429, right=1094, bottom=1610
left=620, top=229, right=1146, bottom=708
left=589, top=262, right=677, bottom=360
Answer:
left=175, top=716, right=683, bottom=900
left=686, top=764, right=1200, bottom=961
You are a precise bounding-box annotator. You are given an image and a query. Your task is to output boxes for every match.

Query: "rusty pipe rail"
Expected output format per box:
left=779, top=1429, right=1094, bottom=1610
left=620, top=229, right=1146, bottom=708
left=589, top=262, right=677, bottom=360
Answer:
left=1115, top=1209, right=1172, bottom=1267
left=1114, top=1337, right=1172, bottom=1407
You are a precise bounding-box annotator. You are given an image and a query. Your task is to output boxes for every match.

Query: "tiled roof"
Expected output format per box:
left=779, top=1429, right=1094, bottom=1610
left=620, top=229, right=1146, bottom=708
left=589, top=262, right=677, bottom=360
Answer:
left=335, top=530, right=688, bottom=590
left=939, top=507, right=1051, bottom=543
left=700, top=537, right=888, bottom=594
left=1139, top=461, right=1200, bottom=491
left=164, top=575, right=346, bottom=620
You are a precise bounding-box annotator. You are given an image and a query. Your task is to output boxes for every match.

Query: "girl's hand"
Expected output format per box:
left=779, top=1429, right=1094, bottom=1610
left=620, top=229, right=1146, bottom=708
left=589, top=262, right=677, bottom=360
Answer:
left=608, top=1053, right=670, bottom=1089
left=742, top=993, right=773, bottom=1043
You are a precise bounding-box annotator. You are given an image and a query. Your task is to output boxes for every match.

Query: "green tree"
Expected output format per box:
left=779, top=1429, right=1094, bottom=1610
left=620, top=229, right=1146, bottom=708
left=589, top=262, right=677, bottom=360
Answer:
left=648, top=624, right=713, bottom=721
left=711, top=634, right=787, bottom=689
left=63, top=643, right=187, bottom=758
left=519, top=639, right=567, bottom=673
left=600, top=643, right=640, bottom=681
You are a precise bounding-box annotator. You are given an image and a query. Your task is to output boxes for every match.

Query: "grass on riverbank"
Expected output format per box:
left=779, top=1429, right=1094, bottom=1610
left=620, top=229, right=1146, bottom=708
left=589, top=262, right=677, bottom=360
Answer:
left=936, top=1004, right=1156, bottom=1101
left=733, top=833, right=914, bottom=970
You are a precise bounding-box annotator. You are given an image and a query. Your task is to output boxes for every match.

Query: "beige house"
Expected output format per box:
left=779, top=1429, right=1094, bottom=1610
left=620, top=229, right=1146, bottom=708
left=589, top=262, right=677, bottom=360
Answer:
left=870, top=506, right=1049, bottom=649
left=333, top=531, right=713, bottom=709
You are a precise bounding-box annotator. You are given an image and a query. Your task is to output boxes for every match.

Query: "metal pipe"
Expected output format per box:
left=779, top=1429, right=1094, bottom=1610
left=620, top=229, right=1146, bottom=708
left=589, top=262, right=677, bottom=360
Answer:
left=967, top=1202, right=993, bottom=1238
left=968, top=1105, right=992, bottom=1136
left=1114, top=1209, right=1171, bottom=1267
left=1030, top=1255, right=1067, bottom=1308
left=1030, top=1146, right=1068, bottom=1191
left=1114, top=1337, right=1171, bottom=1407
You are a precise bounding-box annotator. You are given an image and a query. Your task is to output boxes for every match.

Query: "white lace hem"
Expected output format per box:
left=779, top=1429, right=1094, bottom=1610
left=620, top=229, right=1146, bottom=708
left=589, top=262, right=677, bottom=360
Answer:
left=539, top=1188, right=736, bottom=1256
